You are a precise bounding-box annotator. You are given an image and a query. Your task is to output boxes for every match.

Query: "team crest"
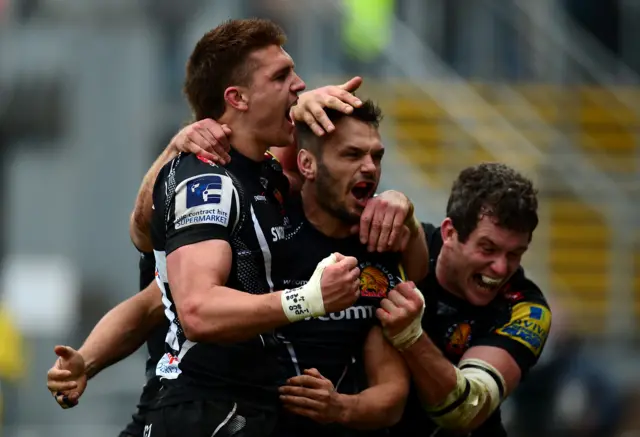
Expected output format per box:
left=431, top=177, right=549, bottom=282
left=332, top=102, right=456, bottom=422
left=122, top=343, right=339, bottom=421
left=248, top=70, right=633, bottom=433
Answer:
left=358, top=262, right=397, bottom=298
left=445, top=321, right=474, bottom=356
left=502, top=284, right=525, bottom=303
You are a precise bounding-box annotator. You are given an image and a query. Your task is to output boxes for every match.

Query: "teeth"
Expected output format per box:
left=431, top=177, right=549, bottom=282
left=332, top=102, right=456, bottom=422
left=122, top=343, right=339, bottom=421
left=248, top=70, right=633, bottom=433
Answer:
left=480, top=275, right=502, bottom=285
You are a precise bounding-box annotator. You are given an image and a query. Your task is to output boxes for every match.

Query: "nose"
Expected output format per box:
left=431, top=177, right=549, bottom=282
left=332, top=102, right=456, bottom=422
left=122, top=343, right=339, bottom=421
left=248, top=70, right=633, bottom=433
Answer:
left=291, top=73, right=306, bottom=93
left=360, top=154, right=376, bottom=175
left=490, top=255, right=508, bottom=278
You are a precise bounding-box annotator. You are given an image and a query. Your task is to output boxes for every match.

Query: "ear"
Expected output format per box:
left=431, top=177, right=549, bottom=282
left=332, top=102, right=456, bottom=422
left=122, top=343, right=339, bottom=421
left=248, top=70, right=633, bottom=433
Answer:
left=440, top=217, right=457, bottom=244
left=223, top=86, right=249, bottom=112
left=297, top=149, right=317, bottom=181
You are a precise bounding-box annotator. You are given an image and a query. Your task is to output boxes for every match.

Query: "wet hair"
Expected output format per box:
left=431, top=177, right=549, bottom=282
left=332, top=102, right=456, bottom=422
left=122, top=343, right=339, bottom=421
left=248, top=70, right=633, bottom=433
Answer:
left=184, top=18, right=286, bottom=120
left=446, top=162, right=539, bottom=242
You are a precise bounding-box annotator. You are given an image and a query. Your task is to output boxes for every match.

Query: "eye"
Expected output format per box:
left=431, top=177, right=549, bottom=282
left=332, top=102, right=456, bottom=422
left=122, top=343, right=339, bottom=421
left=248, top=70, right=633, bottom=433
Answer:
left=480, top=245, right=495, bottom=255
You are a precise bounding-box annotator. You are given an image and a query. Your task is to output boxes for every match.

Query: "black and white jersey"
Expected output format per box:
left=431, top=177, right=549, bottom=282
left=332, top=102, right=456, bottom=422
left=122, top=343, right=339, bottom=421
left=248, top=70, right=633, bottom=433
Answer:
left=150, top=149, right=291, bottom=410
left=271, top=196, right=406, bottom=436
left=138, top=251, right=167, bottom=381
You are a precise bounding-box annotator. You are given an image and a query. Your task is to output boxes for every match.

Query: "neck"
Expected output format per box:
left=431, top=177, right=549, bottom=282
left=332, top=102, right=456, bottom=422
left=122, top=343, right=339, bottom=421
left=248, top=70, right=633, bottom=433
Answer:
left=301, top=185, right=352, bottom=238
left=435, top=251, right=465, bottom=300
left=221, top=117, right=269, bottom=161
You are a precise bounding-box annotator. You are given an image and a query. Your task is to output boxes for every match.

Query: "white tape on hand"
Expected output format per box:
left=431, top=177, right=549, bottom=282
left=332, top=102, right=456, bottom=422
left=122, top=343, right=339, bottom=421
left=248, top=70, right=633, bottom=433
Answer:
left=386, top=286, right=425, bottom=350
left=281, top=253, right=337, bottom=322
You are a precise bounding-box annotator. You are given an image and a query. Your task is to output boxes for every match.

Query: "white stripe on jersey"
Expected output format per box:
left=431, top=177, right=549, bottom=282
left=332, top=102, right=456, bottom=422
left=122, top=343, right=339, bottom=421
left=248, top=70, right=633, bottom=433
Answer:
left=250, top=204, right=274, bottom=292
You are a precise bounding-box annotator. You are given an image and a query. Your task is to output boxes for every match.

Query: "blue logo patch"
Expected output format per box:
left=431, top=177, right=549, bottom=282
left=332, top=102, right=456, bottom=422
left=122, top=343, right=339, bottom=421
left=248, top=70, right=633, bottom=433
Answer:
left=187, top=175, right=223, bottom=208
left=529, top=306, right=543, bottom=320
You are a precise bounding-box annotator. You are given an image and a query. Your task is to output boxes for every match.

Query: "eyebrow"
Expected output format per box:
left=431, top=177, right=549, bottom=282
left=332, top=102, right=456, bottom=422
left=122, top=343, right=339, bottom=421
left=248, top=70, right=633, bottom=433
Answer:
left=479, top=237, right=527, bottom=253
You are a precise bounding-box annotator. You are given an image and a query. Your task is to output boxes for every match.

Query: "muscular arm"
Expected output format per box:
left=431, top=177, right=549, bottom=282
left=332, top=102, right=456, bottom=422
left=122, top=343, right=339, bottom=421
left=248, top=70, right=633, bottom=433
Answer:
left=168, top=239, right=292, bottom=343
left=130, top=145, right=177, bottom=252
left=401, top=218, right=429, bottom=283
left=79, top=281, right=165, bottom=378
left=335, top=326, right=410, bottom=429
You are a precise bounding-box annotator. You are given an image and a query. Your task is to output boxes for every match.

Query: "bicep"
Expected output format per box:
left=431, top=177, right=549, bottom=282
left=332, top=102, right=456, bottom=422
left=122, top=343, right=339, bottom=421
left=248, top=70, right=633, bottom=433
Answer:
left=363, top=326, right=410, bottom=390
left=166, top=239, right=233, bottom=311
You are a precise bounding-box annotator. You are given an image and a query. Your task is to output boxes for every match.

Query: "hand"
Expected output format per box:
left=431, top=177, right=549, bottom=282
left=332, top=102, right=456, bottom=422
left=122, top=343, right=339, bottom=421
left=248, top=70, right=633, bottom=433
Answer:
left=377, top=282, right=426, bottom=350
left=170, top=119, right=232, bottom=164
left=291, top=76, right=364, bottom=136
left=353, top=190, right=416, bottom=252
left=46, top=345, right=87, bottom=409
left=279, top=368, right=343, bottom=424
left=320, top=253, right=361, bottom=314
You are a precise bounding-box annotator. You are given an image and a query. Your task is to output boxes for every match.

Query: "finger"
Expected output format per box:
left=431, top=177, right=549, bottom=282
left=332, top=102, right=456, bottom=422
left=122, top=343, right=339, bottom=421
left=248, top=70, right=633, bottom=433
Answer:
left=310, top=103, right=335, bottom=134
left=322, top=95, right=353, bottom=115
left=367, top=203, right=387, bottom=252
left=203, top=122, right=232, bottom=162
left=56, top=393, right=78, bottom=409
left=352, top=278, right=361, bottom=297
left=285, top=374, right=326, bottom=389
left=379, top=298, right=399, bottom=314
left=280, top=395, right=325, bottom=411
left=302, top=111, right=325, bottom=137
left=339, top=76, right=364, bottom=95
left=327, top=89, right=363, bottom=112
left=303, top=368, right=327, bottom=380
left=191, top=127, right=224, bottom=163
left=279, top=386, right=322, bottom=399
left=348, top=267, right=361, bottom=282
left=350, top=224, right=359, bottom=235
left=337, top=256, right=358, bottom=271
left=359, top=201, right=376, bottom=245
left=333, top=252, right=344, bottom=262
left=48, top=381, right=78, bottom=392
left=376, top=307, right=392, bottom=323
left=377, top=209, right=397, bottom=252
left=388, top=288, right=412, bottom=307
left=54, top=345, right=75, bottom=360
left=387, top=211, right=407, bottom=248
left=48, top=367, right=73, bottom=380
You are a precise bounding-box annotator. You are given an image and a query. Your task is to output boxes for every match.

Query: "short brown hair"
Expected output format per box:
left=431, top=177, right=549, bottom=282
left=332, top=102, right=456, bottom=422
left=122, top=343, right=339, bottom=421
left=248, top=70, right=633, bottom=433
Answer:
left=446, top=162, right=539, bottom=242
left=184, top=18, right=286, bottom=120
left=296, top=98, right=383, bottom=155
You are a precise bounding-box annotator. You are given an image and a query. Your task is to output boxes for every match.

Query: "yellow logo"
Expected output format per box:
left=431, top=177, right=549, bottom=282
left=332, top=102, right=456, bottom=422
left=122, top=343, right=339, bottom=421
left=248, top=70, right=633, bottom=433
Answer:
left=496, top=302, right=551, bottom=357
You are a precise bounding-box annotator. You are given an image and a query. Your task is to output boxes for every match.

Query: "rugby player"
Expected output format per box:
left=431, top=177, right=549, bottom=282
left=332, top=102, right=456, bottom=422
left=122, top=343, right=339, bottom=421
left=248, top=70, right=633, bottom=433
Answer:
left=139, top=18, right=420, bottom=437
left=375, top=163, right=552, bottom=437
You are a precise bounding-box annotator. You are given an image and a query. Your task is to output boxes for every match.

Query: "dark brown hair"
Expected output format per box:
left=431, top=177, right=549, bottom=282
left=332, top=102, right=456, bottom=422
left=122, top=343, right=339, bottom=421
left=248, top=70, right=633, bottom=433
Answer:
left=184, top=18, right=286, bottom=120
left=446, top=162, right=539, bottom=242
left=295, top=98, right=383, bottom=154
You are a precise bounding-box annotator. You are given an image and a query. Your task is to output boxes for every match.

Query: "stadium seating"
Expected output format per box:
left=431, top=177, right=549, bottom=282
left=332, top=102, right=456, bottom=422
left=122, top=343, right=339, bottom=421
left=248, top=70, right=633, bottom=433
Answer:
left=379, top=82, right=640, bottom=334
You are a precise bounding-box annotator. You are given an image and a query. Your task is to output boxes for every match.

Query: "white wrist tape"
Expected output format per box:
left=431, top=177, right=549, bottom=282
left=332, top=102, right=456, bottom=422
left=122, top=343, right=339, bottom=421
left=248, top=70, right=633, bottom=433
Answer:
left=281, top=253, right=337, bottom=322
left=426, top=359, right=506, bottom=430
left=387, top=285, right=426, bottom=350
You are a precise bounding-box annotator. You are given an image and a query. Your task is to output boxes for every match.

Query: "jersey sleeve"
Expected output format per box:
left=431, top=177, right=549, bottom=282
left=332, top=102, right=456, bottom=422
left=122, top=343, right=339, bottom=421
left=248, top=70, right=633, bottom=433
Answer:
left=158, top=154, right=240, bottom=256
left=470, top=285, right=552, bottom=377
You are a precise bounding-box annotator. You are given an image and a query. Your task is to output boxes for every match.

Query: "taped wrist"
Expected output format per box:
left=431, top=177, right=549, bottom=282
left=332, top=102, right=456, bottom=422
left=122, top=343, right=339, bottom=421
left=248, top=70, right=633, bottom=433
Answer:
left=425, top=359, right=506, bottom=430
left=281, top=253, right=337, bottom=322
left=386, top=286, right=425, bottom=350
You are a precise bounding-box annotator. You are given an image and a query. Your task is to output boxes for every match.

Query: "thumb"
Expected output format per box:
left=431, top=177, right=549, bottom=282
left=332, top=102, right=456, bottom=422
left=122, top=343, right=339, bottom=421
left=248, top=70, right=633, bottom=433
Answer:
left=333, top=252, right=345, bottom=262
left=339, top=76, right=363, bottom=93
left=54, top=345, right=76, bottom=360
left=221, top=124, right=232, bottom=136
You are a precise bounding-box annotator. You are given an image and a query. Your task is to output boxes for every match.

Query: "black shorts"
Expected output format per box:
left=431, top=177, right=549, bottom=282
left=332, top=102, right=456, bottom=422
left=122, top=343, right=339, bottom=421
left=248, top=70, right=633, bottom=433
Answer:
left=118, top=377, right=162, bottom=437
left=144, top=399, right=276, bottom=437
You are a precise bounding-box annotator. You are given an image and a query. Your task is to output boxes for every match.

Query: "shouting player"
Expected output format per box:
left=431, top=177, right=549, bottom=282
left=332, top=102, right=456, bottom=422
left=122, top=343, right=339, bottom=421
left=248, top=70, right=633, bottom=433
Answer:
left=379, top=163, right=552, bottom=437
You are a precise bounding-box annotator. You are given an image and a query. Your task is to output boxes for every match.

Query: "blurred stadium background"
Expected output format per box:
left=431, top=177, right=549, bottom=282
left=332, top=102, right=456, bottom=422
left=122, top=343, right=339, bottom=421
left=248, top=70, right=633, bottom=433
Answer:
left=0, top=0, right=638, bottom=436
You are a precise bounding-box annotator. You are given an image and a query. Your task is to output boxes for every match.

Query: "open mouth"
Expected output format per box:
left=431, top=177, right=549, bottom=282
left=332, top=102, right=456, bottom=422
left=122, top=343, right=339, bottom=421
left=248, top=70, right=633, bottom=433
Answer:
left=350, top=181, right=376, bottom=205
left=472, top=274, right=503, bottom=292
left=285, top=101, right=297, bottom=125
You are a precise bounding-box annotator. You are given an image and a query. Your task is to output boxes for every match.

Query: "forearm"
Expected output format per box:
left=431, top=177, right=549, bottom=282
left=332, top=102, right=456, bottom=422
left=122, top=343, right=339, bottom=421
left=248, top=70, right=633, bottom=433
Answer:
left=182, top=287, right=291, bottom=343
left=336, top=383, right=407, bottom=430
left=401, top=220, right=429, bottom=282
left=130, top=145, right=177, bottom=251
left=401, top=333, right=458, bottom=407
left=79, top=289, right=165, bottom=378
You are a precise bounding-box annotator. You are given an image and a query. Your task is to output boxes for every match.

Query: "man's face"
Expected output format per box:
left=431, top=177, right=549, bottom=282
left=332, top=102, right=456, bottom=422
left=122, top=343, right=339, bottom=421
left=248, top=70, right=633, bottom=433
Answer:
left=440, top=215, right=530, bottom=306
left=244, top=45, right=306, bottom=147
left=312, top=117, right=384, bottom=224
